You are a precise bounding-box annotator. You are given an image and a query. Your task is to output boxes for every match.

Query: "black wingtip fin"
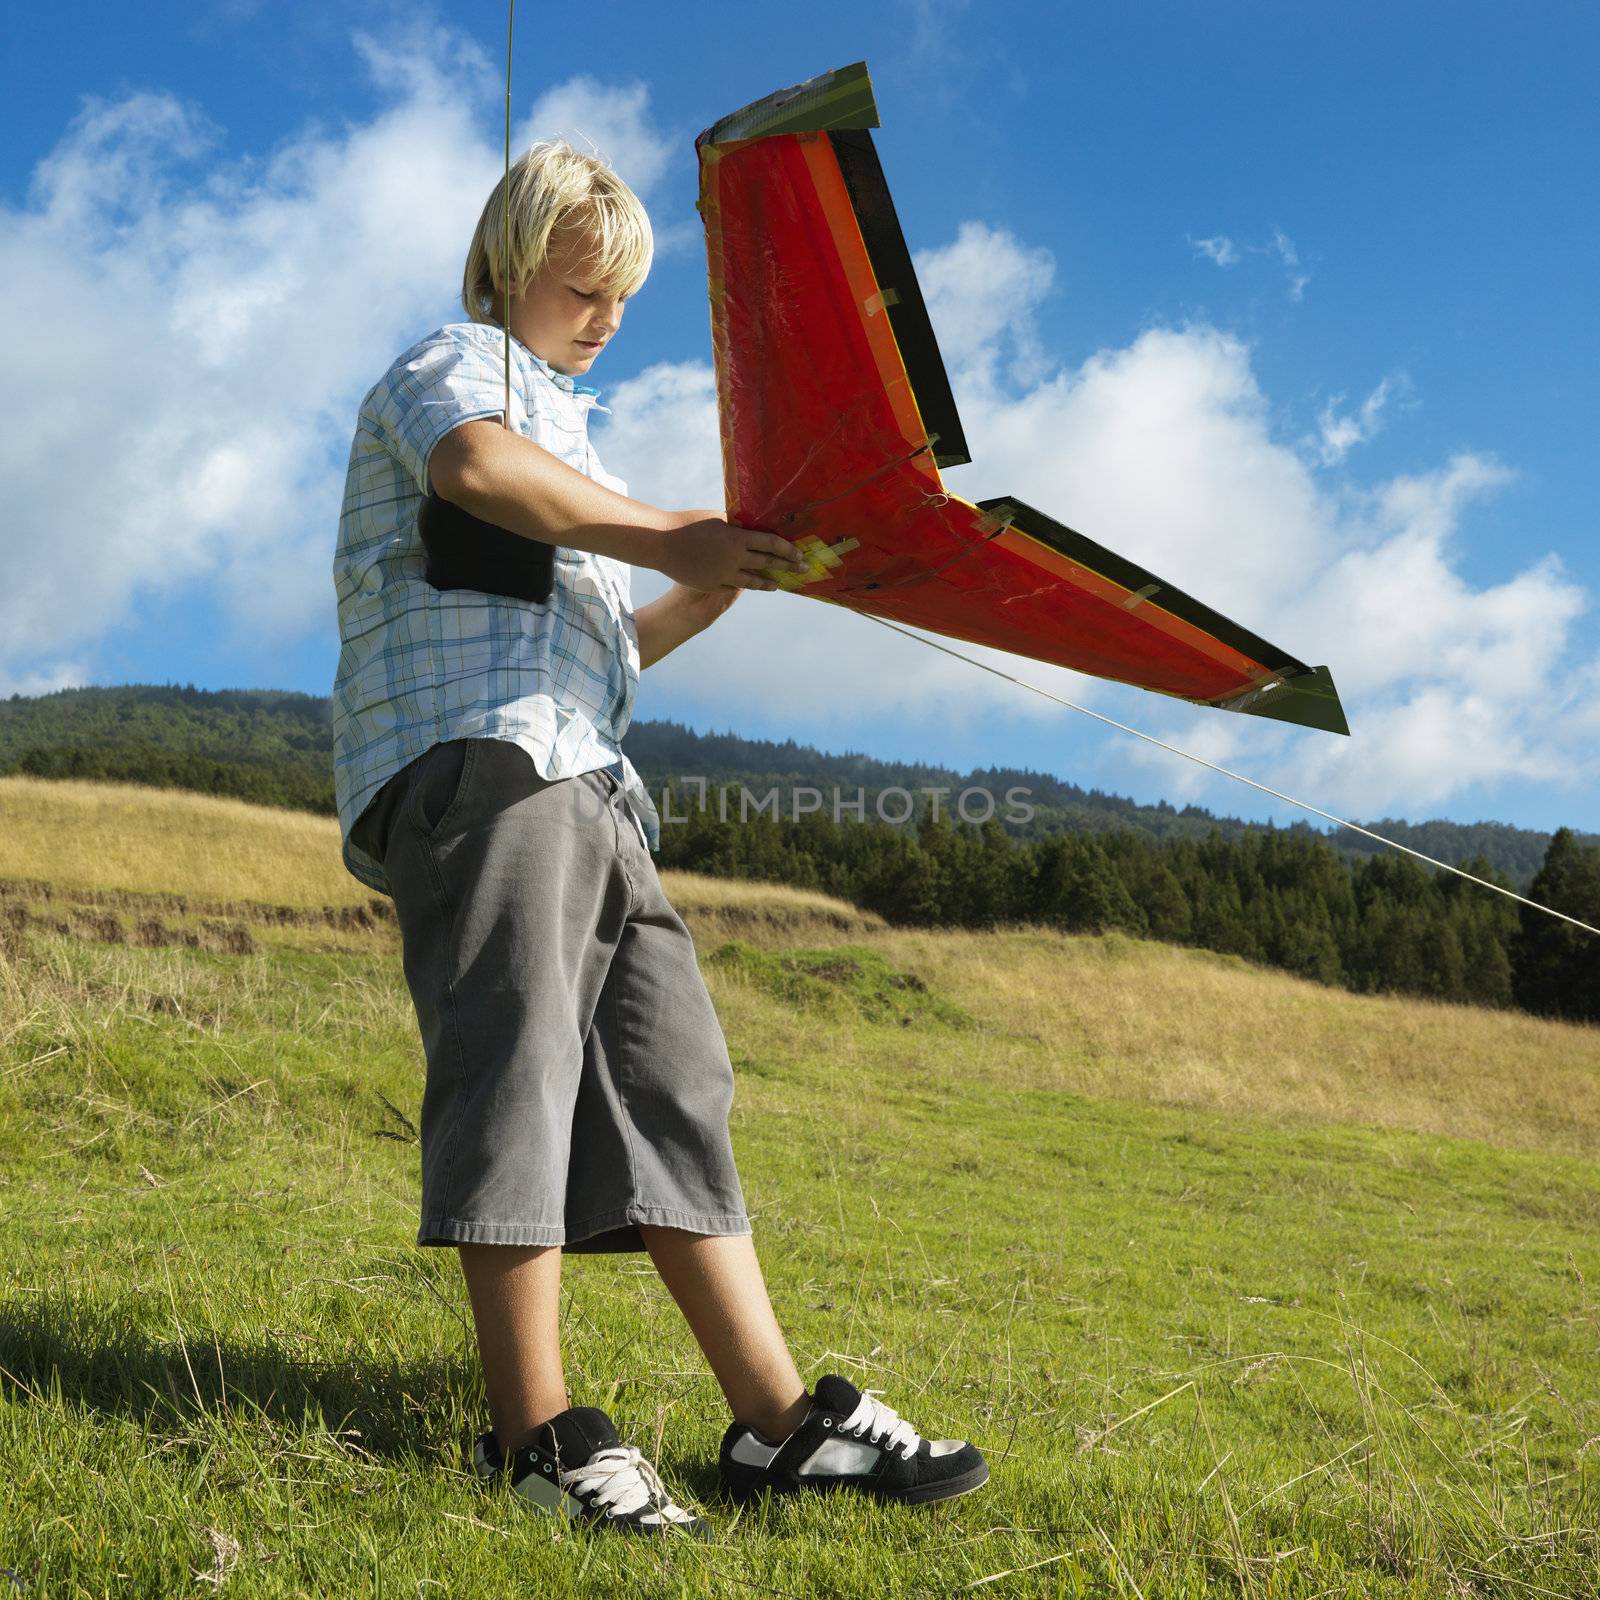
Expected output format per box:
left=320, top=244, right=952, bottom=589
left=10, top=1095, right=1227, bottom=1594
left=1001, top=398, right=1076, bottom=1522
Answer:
left=697, top=61, right=878, bottom=147
left=1222, top=665, right=1351, bottom=737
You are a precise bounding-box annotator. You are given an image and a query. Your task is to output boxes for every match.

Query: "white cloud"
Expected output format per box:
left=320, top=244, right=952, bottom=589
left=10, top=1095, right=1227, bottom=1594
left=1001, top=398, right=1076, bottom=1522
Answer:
left=1305, top=375, right=1399, bottom=466
left=917, top=220, right=1056, bottom=386
left=0, top=659, right=97, bottom=700
left=1161, top=448, right=1593, bottom=815
left=594, top=360, right=723, bottom=519
left=1269, top=225, right=1310, bottom=302
left=945, top=321, right=1331, bottom=625
left=520, top=76, right=674, bottom=207
left=1189, top=233, right=1239, bottom=267
left=1191, top=224, right=1310, bottom=300
left=0, top=29, right=679, bottom=697
left=350, top=21, right=497, bottom=103
left=905, top=0, right=975, bottom=70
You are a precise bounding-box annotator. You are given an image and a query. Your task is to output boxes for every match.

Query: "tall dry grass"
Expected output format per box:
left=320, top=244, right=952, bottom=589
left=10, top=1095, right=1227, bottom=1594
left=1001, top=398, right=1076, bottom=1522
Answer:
left=5, top=772, right=1595, bottom=1162
left=0, top=773, right=874, bottom=932
left=0, top=774, right=354, bottom=909
left=874, top=925, right=1600, bottom=1161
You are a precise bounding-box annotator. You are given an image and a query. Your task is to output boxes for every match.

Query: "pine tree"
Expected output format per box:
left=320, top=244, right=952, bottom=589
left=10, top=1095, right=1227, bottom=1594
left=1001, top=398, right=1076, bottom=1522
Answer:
left=1512, top=829, right=1600, bottom=1021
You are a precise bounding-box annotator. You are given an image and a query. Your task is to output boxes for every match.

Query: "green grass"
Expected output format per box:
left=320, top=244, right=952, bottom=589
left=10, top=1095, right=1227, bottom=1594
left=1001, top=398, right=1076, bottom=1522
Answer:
left=705, top=940, right=977, bottom=1030
left=2, top=920, right=1597, bottom=1598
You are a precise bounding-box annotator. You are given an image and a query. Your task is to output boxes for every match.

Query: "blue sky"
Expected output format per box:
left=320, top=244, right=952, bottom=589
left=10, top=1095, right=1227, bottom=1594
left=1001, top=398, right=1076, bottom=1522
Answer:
left=4, top=0, right=1597, bottom=834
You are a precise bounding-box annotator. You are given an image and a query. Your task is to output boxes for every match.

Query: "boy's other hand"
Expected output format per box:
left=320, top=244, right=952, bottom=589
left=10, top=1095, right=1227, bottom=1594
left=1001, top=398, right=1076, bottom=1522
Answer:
left=666, top=512, right=807, bottom=592
left=668, top=580, right=743, bottom=628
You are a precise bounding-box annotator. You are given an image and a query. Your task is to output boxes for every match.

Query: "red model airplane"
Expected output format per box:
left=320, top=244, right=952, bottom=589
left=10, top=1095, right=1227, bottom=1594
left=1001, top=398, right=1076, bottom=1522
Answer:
left=696, top=62, right=1349, bottom=737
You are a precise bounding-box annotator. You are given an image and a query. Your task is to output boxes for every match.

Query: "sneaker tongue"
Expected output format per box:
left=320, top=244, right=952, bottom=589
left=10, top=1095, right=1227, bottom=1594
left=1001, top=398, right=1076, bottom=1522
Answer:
left=537, top=1405, right=622, bottom=1467
left=811, top=1374, right=862, bottom=1415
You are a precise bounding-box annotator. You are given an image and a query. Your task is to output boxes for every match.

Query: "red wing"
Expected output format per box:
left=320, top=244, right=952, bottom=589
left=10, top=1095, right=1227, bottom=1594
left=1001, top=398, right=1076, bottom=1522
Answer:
left=696, top=64, right=1348, bottom=736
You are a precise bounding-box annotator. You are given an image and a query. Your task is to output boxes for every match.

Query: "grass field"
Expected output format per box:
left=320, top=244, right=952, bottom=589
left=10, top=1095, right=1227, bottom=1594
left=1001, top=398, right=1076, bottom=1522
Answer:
left=1, top=775, right=1597, bottom=1596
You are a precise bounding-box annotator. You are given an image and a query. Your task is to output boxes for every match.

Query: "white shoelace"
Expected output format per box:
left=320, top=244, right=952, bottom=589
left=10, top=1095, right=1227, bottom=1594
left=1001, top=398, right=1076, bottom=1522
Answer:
left=839, top=1390, right=922, bottom=1459
left=560, top=1444, right=696, bottom=1524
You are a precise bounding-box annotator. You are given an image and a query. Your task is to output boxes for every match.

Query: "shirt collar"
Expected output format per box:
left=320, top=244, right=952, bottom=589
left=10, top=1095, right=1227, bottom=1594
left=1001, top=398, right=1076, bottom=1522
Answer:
left=506, top=328, right=606, bottom=406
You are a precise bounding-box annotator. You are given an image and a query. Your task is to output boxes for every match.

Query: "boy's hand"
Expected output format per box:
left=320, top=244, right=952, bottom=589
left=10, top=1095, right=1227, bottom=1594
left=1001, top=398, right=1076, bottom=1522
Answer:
left=665, top=511, right=807, bottom=591
left=635, top=577, right=753, bottom=669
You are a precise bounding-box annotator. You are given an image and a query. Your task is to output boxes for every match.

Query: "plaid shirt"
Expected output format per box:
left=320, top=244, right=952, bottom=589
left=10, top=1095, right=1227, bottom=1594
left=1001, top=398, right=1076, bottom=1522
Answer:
left=331, top=320, right=660, bottom=897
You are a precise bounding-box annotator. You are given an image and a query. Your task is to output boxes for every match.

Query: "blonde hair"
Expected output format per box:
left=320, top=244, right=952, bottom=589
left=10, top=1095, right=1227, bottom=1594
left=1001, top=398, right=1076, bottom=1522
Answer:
left=462, top=139, right=653, bottom=324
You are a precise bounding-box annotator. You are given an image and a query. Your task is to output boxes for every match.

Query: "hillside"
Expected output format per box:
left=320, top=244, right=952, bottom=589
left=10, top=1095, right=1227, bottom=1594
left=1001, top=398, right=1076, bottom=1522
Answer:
left=1, top=772, right=1594, bottom=1157
left=12, top=763, right=1599, bottom=1030
left=1, top=778, right=1595, bottom=1595
left=4, top=682, right=1591, bottom=885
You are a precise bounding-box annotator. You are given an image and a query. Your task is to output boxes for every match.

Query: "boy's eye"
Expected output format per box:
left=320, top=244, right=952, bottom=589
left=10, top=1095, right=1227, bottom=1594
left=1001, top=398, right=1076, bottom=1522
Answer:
left=569, top=286, right=597, bottom=300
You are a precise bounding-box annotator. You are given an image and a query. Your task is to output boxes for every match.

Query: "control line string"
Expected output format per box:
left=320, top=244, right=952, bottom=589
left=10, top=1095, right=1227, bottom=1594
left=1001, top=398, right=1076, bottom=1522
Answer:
left=501, top=0, right=515, bottom=433
left=859, top=613, right=1600, bottom=939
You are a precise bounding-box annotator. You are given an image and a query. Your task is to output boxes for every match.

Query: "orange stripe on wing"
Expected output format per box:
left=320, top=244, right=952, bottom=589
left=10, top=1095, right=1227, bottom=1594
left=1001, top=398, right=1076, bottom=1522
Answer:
left=982, top=513, right=1273, bottom=688
left=794, top=134, right=944, bottom=493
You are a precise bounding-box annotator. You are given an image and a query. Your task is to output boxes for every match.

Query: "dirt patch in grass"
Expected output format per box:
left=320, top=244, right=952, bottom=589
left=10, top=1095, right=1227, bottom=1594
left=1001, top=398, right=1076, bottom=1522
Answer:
left=0, top=874, right=387, bottom=956
left=0, top=874, right=392, bottom=933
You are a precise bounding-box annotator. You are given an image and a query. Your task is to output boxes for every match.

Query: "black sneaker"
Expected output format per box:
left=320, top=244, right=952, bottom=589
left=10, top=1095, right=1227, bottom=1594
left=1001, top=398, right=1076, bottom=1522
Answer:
left=471, top=1404, right=712, bottom=1538
left=718, top=1373, right=989, bottom=1507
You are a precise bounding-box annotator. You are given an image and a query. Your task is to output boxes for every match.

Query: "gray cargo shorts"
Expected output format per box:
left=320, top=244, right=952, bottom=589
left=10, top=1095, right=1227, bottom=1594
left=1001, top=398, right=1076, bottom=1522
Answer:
left=349, top=735, right=753, bottom=1254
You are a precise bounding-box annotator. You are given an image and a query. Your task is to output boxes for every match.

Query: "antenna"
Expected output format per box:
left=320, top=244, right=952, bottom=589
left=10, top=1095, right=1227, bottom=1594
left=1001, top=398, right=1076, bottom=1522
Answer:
left=413, top=0, right=553, bottom=605
left=503, top=0, right=515, bottom=432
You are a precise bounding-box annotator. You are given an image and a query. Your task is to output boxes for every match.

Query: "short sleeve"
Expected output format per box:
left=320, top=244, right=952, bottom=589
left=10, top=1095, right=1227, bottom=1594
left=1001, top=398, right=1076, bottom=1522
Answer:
left=367, top=327, right=509, bottom=494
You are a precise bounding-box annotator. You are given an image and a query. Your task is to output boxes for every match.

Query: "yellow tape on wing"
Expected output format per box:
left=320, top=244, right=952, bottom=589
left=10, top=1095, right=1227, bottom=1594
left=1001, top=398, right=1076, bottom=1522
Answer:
left=764, top=536, right=861, bottom=589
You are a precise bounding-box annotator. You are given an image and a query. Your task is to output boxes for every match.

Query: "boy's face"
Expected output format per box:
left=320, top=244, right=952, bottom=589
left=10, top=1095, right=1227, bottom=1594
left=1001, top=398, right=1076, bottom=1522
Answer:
left=509, top=224, right=628, bottom=377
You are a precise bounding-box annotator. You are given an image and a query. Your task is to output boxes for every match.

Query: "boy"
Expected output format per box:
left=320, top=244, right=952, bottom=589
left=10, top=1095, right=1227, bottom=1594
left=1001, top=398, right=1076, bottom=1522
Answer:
left=330, top=138, right=988, bottom=1536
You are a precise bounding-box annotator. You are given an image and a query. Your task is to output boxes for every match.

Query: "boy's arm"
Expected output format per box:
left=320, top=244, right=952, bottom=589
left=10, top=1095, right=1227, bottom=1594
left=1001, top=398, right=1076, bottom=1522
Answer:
left=430, top=420, right=805, bottom=591
left=635, top=584, right=744, bottom=670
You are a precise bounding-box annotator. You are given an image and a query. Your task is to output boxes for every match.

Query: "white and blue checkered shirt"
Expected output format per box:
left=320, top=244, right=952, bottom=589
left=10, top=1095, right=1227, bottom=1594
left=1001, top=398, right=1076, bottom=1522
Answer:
left=331, top=320, right=660, bottom=897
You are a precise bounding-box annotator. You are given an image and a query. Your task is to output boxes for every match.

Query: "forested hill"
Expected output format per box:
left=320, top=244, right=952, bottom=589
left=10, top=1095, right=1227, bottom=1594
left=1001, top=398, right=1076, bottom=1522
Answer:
left=1, top=683, right=1591, bottom=888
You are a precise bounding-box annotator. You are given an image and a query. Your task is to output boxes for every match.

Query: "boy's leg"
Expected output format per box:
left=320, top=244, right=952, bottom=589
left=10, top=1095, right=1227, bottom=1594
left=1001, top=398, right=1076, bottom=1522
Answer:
left=457, top=1242, right=569, bottom=1453
left=638, top=1225, right=811, bottom=1443
left=567, top=783, right=808, bottom=1441
left=368, top=746, right=634, bottom=1454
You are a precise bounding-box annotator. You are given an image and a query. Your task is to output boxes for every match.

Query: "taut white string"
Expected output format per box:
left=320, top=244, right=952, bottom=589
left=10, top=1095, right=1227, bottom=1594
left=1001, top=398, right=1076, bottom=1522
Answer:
left=861, top=613, right=1600, bottom=939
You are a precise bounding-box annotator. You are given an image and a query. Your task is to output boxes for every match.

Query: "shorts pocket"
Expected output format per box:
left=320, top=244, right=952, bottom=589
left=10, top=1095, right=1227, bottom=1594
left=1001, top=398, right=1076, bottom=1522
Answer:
left=349, top=770, right=408, bottom=864
left=409, top=738, right=478, bottom=843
